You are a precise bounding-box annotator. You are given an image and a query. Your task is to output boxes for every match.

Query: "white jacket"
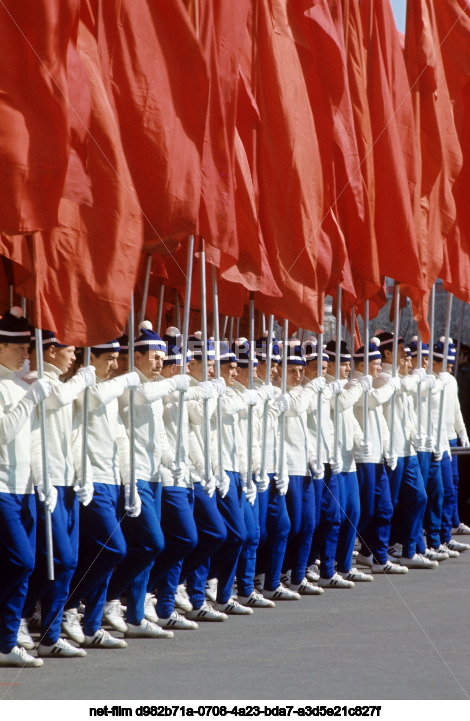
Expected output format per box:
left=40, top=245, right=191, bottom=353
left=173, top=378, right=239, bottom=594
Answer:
left=353, top=370, right=394, bottom=464
left=326, top=374, right=363, bottom=472
left=284, top=383, right=316, bottom=476
left=374, top=363, right=417, bottom=458
left=254, top=376, right=281, bottom=474
left=444, top=373, right=466, bottom=441
left=210, top=385, right=247, bottom=474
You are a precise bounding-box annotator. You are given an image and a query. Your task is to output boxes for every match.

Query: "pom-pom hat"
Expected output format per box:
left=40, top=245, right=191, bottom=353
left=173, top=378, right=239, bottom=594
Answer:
left=188, top=331, right=215, bottom=361
left=282, top=340, right=306, bottom=366
left=408, top=337, right=429, bottom=358
left=0, top=307, right=31, bottom=344
left=255, top=333, right=281, bottom=363
left=325, top=339, right=351, bottom=362
left=232, top=338, right=258, bottom=368
left=353, top=342, right=382, bottom=362
left=219, top=341, right=237, bottom=365
left=135, top=320, right=165, bottom=354
left=91, top=339, right=120, bottom=354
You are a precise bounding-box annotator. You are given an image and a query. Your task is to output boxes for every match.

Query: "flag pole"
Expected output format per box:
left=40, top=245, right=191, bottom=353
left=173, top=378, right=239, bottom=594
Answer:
left=246, top=294, right=255, bottom=493
left=211, top=265, right=224, bottom=484
left=436, top=292, right=453, bottom=452
left=199, top=240, right=212, bottom=482
left=426, top=284, right=436, bottom=445
left=455, top=300, right=465, bottom=381
left=228, top=317, right=234, bottom=347
left=278, top=319, right=289, bottom=479
left=222, top=315, right=229, bottom=341
left=128, top=295, right=137, bottom=507
left=316, top=327, right=324, bottom=471
left=333, top=284, right=342, bottom=468
left=156, top=284, right=165, bottom=336
left=138, top=254, right=152, bottom=326
left=259, top=314, right=273, bottom=481
left=350, top=305, right=356, bottom=373
left=363, top=300, right=370, bottom=446
left=81, top=346, right=91, bottom=495
left=35, top=329, right=54, bottom=581
left=175, top=289, right=181, bottom=329
left=417, top=329, right=423, bottom=446
left=175, top=236, right=194, bottom=468
left=389, top=282, right=400, bottom=456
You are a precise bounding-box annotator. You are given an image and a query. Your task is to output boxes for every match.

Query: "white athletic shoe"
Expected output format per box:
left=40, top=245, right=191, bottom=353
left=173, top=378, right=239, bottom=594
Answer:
left=144, top=593, right=159, bottom=623
left=125, top=619, right=174, bottom=639
left=425, top=546, right=449, bottom=562
left=0, top=645, right=44, bottom=667
left=17, top=619, right=35, bottom=650
left=318, top=573, right=354, bottom=589
left=442, top=543, right=460, bottom=558
left=103, top=599, right=128, bottom=633
left=388, top=543, right=403, bottom=559
left=452, top=522, right=470, bottom=535
left=355, top=553, right=373, bottom=568
left=446, top=538, right=470, bottom=552
left=61, top=608, right=85, bottom=645
left=214, top=599, right=254, bottom=615
left=399, top=553, right=438, bottom=569
left=205, top=579, right=217, bottom=603
left=37, top=638, right=87, bottom=657
left=83, top=629, right=127, bottom=648
left=305, top=564, right=320, bottom=582
left=238, top=590, right=276, bottom=607
left=290, top=578, right=324, bottom=595
left=175, top=585, right=193, bottom=613
left=157, top=611, right=198, bottom=630
left=186, top=602, right=228, bottom=622
left=253, top=574, right=265, bottom=592
left=262, top=584, right=301, bottom=601
left=338, top=568, right=373, bottom=582
left=280, top=571, right=291, bottom=587
left=371, top=560, right=408, bottom=574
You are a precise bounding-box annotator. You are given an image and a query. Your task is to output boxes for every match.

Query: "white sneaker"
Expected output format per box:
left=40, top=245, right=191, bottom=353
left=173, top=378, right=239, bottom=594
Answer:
left=399, top=553, right=438, bottom=569
left=318, top=573, right=354, bottom=589
left=262, top=584, right=301, bottom=601
left=426, top=546, right=449, bottom=562
left=103, top=599, right=128, bottom=633
left=280, top=572, right=291, bottom=587
left=186, top=602, right=228, bottom=622
left=125, top=619, right=174, bottom=639
left=452, top=522, right=470, bottom=535
left=442, top=543, right=460, bottom=558
left=205, top=579, right=217, bottom=603
left=214, top=599, right=254, bottom=615
left=424, top=548, right=440, bottom=561
left=238, top=590, right=276, bottom=607
left=61, top=608, right=85, bottom=644
left=157, top=611, right=198, bottom=630
left=175, top=584, right=193, bottom=613
left=0, top=645, right=43, bottom=667
left=38, top=638, right=87, bottom=657
left=305, top=564, right=320, bottom=582
left=144, top=593, right=158, bottom=623
left=253, top=574, right=265, bottom=592
left=446, top=538, right=470, bottom=552
left=388, top=543, right=403, bottom=559
left=18, top=619, right=35, bottom=650
left=355, top=553, right=373, bottom=568
left=83, top=629, right=127, bottom=648
left=372, top=560, right=408, bottom=574
left=290, top=578, right=324, bottom=595
left=339, top=568, right=373, bottom=582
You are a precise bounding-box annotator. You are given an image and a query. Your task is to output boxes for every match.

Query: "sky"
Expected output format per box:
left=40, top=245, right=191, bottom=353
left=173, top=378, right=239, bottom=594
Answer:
left=390, top=0, right=406, bottom=32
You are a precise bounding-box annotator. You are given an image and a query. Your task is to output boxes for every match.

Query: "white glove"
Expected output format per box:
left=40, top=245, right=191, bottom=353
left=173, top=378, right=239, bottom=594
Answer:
left=123, top=371, right=140, bottom=390
left=412, top=434, right=425, bottom=452
left=275, top=474, right=289, bottom=495
left=172, top=374, right=191, bottom=392
left=200, top=473, right=217, bottom=498
left=73, top=480, right=94, bottom=506
left=360, top=440, right=372, bottom=456
left=245, top=480, right=257, bottom=506
left=243, top=389, right=259, bottom=406
left=272, top=393, right=290, bottom=415
left=308, top=376, right=326, bottom=393
left=329, top=380, right=344, bottom=396
left=197, top=380, right=214, bottom=399
left=359, top=375, right=373, bottom=392
left=314, top=464, right=325, bottom=481
left=458, top=431, right=470, bottom=448
left=412, top=367, right=427, bottom=382
left=331, top=457, right=342, bottom=475
left=256, top=473, right=270, bottom=493
left=217, top=472, right=231, bottom=498
left=36, top=482, right=58, bottom=513
left=171, top=461, right=188, bottom=486
left=433, top=449, right=443, bottom=462
left=77, top=366, right=96, bottom=387
left=124, top=484, right=142, bottom=517
left=308, top=458, right=318, bottom=476
left=425, top=435, right=435, bottom=454
left=385, top=451, right=398, bottom=471
left=261, top=385, right=275, bottom=401
left=438, top=372, right=450, bottom=386
left=25, top=378, right=52, bottom=405
left=388, top=376, right=401, bottom=392
left=425, top=374, right=436, bottom=389
left=211, top=377, right=226, bottom=395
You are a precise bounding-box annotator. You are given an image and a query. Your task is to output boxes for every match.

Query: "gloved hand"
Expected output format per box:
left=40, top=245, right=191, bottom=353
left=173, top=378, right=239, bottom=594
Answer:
left=77, top=366, right=96, bottom=387
left=424, top=374, right=436, bottom=389
left=197, top=380, right=214, bottom=399
left=329, top=380, right=344, bottom=396
left=433, top=449, right=443, bottom=462
left=385, top=451, right=398, bottom=471
left=360, top=440, right=372, bottom=456
left=389, top=376, right=401, bottom=392
left=308, top=376, right=326, bottom=393
left=308, top=457, right=318, bottom=476
left=412, top=434, right=425, bottom=452
left=172, top=374, right=191, bottom=392
left=359, top=375, right=373, bottom=392
left=438, top=372, right=450, bottom=386
left=261, top=385, right=275, bottom=401
left=243, top=389, right=259, bottom=407
left=256, top=473, right=270, bottom=493
left=122, top=371, right=140, bottom=390
left=275, top=474, right=289, bottom=495
left=412, top=367, right=427, bottom=382
left=36, top=482, right=58, bottom=513
left=124, top=484, right=141, bottom=517
left=314, top=465, right=325, bottom=481
left=331, top=456, right=342, bottom=475
left=272, top=393, right=290, bottom=415
left=25, top=378, right=52, bottom=405
left=201, top=474, right=217, bottom=498
left=217, top=472, right=231, bottom=498
left=245, top=480, right=257, bottom=507
left=73, top=479, right=94, bottom=506
left=171, top=461, right=188, bottom=486
left=211, top=377, right=226, bottom=395
left=458, top=431, right=470, bottom=448
left=424, top=435, right=435, bottom=454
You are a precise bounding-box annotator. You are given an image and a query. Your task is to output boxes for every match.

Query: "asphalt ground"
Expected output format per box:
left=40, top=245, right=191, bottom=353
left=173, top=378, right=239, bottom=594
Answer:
left=1, top=551, right=469, bottom=704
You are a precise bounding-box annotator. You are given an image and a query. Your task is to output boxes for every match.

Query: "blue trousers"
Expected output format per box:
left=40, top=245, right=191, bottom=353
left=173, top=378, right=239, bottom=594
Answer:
left=23, top=486, right=79, bottom=645
left=440, top=451, right=455, bottom=543
left=256, top=475, right=291, bottom=591
left=356, top=463, right=393, bottom=565
left=107, top=480, right=164, bottom=625
left=209, top=471, right=246, bottom=604
left=183, top=483, right=227, bottom=610
left=416, top=452, right=443, bottom=552
left=283, top=474, right=316, bottom=584
left=335, top=471, right=361, bottom=573
left=0, top=493, right=36, bottom=653
left=236, top=490, right=260, bottom=597
left=389, top=455, right=427, bottom=559
left=449, top=438, right=461, bottom=527
left=65, top=483, right=126, bottom=636
left=308, top=474, right=325, bottom=565
left=317, top=467, right=342, bottom=579
left=147, top=486, right=198, bottom=619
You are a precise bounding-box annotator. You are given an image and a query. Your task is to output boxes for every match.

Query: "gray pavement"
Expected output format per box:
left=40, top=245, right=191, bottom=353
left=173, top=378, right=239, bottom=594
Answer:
left=1, top=552, right=469, bottom=701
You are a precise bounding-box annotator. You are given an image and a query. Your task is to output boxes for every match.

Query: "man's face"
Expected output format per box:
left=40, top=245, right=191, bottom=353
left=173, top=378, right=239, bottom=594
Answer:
left=135, top=350, right=164, bottom=380
left=236, top=365, right=258, bottom=387
left=0, top=343, right=30, bottom=371
left=286, top=365, right=303, bottom=387
left=45, top=345, right=76, bottom=375
left=327, top=360, right=350, bottom=380
left=111, top=354, right=129, bottom=378
left=411, top=356, right=429, bottom=371
left=91, top=351, right=119, bottom=380
left=220, top=361, right=238, bottom=385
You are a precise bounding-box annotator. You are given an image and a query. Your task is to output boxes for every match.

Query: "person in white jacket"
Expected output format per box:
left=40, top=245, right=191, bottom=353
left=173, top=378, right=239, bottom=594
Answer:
left=0, top=308, right=52, bottom=668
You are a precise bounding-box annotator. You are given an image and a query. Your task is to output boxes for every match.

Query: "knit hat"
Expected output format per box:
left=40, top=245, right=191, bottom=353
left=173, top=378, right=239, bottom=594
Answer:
left=255, top=333, right=281, bottom=364
left=134, top=320, right=166, bottom=354
left=433, top=338, right=455, bottom=364
left=0, top=307, right=31, bottom=344
left=91, top=339, right=120, bottom=354
left=325, top=339, right=351, bottom=362
left=232, top=338, right=258, bottom=368
left=375, top=331, right=404, bottom=357
left=282, top=341, right=306, bottom=366
left=163, top=326, right=191, bottom=366
left=353, top=341, right=382, bottom=362
left=408, top=337, right=429, bottom=358
left=188, top=331, right=215, bottom=361
left=117, top=333, right=128, bottom=355
left=219, top=341, right=237, bottom=365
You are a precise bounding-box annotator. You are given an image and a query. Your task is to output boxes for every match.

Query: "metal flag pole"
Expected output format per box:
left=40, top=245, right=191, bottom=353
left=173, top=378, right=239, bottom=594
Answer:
left=211, top=265, right=224, bottom=484
left=426, top=285, right=436, bottom=446
left=278, top=319, right=289, bottom=479
left=316, top=328, right=324, bottom=471
left=222, top=315, right=229, bottom=341
left=199, top=240, right=212, bottom=482
left=138, top=254, right=153, bottom=326
left=333, top=285, right=342, bottom=467
left=455, top=300, right=465, bottom=382
left=389, top=282, right=400, bottom=456
left=156, top=284, right=165, bottom=336
left=363, top=300, right=370, bottom=445
left=436, top=292, right=453, bottom=452
left=175, top=290, right=181, bottom=329
left=35, top=329, right=54, bottom=580
left=246, top=294, right=255, bottom=492
left=81, top=346, right=91, bottom=494
left=175, top=236, right=194, bottom=468
left=128, top=295, right=137, bottom=507
left=228, top=317, right=234, bottom=347
left=259, top=314, right=274, bottom=481
left=417, top=330, right=423, bottom=445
